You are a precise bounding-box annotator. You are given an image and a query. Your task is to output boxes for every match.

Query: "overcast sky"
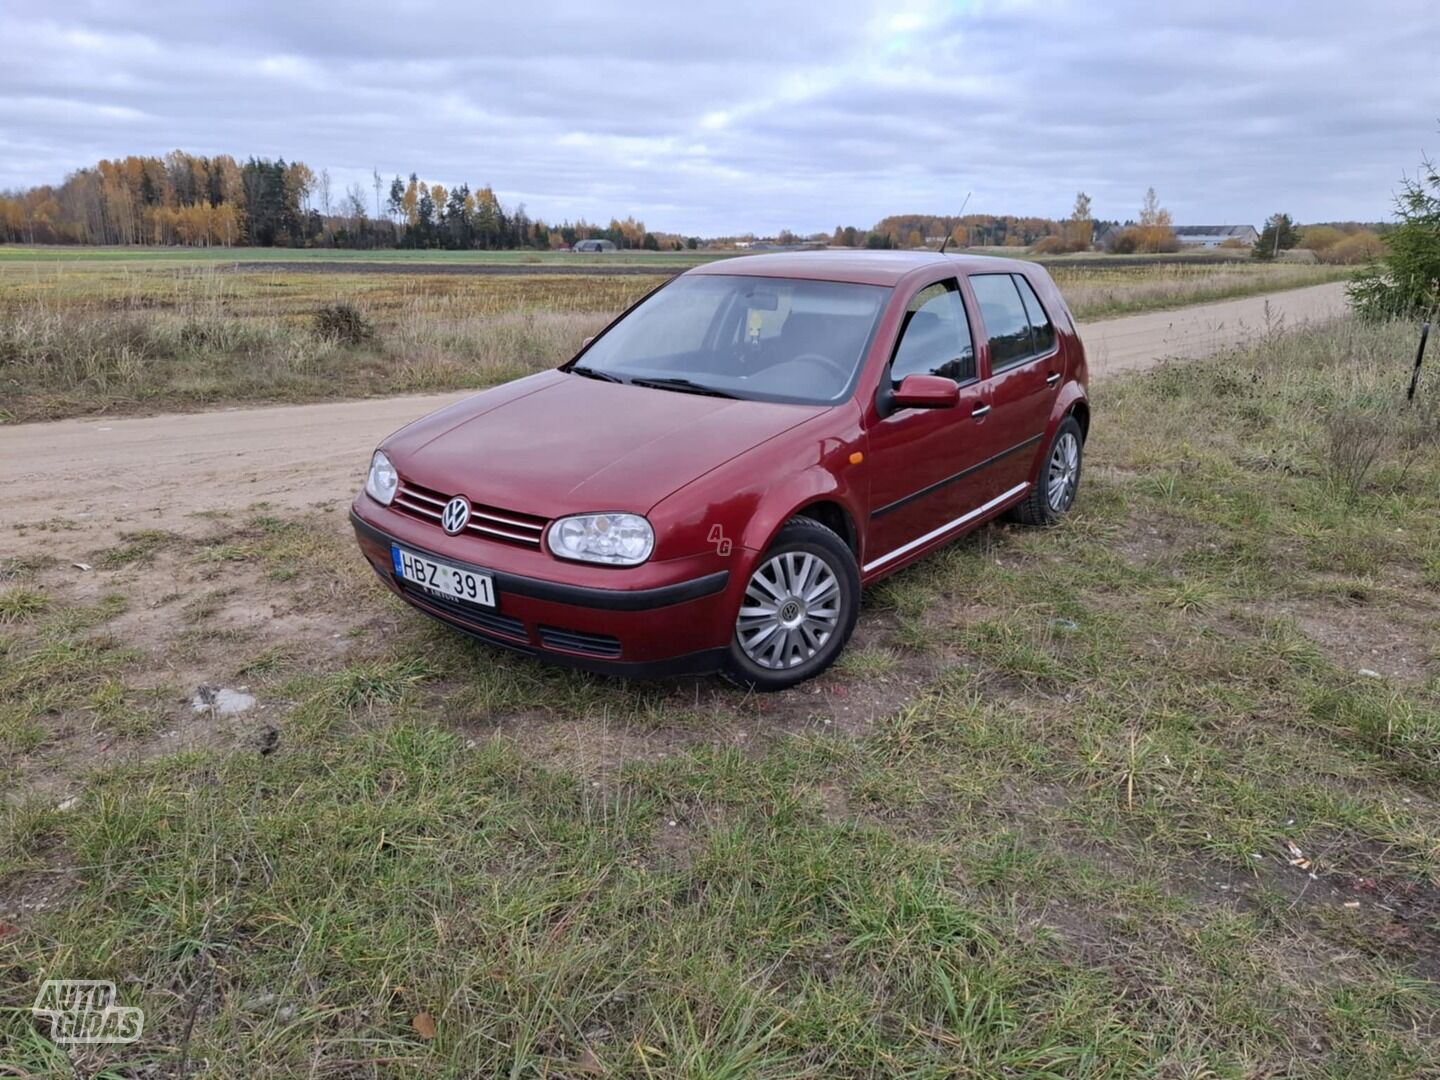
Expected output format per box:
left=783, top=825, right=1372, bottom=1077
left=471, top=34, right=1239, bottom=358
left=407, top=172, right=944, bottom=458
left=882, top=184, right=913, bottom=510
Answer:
left=2, top=0, right=1437, bottom=235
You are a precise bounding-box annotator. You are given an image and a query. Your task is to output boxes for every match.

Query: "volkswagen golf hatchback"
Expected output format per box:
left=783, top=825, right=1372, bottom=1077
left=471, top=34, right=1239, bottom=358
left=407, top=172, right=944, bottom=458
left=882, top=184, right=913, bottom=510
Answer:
left=352, top=252, right=1089, bottom=690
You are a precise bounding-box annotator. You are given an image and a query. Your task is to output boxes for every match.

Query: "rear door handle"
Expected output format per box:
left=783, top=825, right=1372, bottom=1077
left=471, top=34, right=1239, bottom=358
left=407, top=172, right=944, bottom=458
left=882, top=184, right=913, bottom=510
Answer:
left=1046, top=372, right=1061, bottom=386
left=971, top=403, right=991, bottom=419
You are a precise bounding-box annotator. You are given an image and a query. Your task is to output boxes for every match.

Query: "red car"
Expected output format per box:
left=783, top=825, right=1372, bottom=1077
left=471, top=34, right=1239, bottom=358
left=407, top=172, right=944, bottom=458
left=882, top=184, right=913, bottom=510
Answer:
left=351, top=252, right=1088, bottom=689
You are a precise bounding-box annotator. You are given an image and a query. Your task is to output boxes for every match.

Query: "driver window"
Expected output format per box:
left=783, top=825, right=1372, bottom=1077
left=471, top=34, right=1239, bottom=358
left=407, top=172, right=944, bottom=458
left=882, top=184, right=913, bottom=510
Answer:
left=890, top=279, right=975, bottom=386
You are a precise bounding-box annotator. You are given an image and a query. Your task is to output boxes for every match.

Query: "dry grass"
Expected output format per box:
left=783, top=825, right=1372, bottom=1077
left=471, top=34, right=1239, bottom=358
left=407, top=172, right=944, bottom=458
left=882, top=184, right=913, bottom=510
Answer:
left=1052, top=261, right=1350, bottom=319
left=0, top=269, right=658, bottom=420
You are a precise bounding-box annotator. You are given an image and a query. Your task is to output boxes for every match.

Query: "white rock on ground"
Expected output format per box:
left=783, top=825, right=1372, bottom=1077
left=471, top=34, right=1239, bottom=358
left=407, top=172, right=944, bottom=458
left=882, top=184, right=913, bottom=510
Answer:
left=192, top=686, right=258, bottom=716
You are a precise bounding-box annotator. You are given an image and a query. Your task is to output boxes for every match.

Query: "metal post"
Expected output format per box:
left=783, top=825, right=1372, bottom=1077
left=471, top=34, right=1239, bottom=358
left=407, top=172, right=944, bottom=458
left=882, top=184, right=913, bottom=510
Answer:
left=1408, top=321, right=1430, bottom=401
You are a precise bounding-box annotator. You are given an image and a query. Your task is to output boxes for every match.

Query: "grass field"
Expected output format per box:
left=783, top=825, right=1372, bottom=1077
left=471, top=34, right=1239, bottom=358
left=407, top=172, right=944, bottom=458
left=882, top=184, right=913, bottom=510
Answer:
left=0, top=245, right=725, bottom=269
left=2, top=316, right=1437, bottom=1076
left=0, top=265, right=665, bottom=423
left=0, top=248, right=1352, bottom=424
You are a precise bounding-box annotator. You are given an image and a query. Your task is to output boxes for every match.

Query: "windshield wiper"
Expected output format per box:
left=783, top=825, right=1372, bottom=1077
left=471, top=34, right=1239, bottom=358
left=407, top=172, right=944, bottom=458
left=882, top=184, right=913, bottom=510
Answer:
left=629, top=376, right=738, bottom=399
left=568, top=364, right=624, bottom=383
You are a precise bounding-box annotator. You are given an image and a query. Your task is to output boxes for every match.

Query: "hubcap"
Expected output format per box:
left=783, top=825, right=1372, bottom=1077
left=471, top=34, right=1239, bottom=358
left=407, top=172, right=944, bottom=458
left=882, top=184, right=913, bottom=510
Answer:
left=1047, top=432, right=1080, bottom=511
left=737, top=551, right=842, bottom=670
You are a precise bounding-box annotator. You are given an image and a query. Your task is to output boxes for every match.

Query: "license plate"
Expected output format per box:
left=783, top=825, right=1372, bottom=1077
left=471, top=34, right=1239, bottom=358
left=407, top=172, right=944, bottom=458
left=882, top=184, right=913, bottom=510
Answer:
left=391, top=545, right=495, bottom=608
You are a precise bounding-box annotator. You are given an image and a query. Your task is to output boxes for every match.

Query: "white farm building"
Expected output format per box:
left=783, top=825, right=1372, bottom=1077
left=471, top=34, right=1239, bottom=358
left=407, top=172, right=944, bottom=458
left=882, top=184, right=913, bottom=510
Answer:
left=1173, top=225, right=1259, bottom=248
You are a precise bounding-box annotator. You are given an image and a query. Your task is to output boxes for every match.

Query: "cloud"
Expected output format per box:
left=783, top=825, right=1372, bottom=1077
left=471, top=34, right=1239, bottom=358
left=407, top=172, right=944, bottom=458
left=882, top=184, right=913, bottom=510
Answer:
left=1, top=0, right=1437, bottom=234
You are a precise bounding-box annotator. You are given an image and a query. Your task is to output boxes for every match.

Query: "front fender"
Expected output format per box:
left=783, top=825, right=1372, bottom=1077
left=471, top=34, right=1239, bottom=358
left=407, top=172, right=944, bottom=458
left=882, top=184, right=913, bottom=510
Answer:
left=735, top=459, right=866, bottom=558
left=648, top=407, right=867, bottom=567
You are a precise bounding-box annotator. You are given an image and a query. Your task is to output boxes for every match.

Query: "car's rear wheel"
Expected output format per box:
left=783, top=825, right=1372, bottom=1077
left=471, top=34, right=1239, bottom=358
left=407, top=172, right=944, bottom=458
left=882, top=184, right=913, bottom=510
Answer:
left=721, top=517, right=860, bottom=691
left=1014, top=414, right=1084, bottom=526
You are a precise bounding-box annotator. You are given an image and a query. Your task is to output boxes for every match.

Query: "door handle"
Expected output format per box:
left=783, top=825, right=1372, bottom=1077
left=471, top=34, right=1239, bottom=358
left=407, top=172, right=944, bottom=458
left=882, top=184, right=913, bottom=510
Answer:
left=1046, top=372, right=1061, bottom=386
left=970, top=403, right=991, bottom=419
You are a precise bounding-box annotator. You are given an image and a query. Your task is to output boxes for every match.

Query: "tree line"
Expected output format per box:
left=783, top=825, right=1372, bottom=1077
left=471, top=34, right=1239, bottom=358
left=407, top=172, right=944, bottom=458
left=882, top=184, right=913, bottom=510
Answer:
left=848, top=212, right=1078, bottom=251
left=0, top=151, right=683, bottom=251
left=830, top=188, right=1181, bottom=254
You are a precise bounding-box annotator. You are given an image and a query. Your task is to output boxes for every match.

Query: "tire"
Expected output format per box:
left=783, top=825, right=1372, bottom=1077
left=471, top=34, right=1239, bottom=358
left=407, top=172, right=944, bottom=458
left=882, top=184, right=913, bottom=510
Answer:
left=1013, top=415, right=1084, bottom=526
left=720, top=517, right=861, bottom=692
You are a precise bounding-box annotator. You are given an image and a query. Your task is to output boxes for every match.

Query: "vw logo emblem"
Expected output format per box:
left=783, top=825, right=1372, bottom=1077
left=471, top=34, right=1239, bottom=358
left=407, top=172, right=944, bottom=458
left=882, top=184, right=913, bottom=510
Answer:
left=440, top=496, right=471, bottom=535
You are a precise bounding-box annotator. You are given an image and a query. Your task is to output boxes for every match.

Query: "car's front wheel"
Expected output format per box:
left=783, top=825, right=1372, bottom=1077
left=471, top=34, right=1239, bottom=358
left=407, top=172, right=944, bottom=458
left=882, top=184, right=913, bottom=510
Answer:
left=1014, top=414, right=1084, bottom=526
left=721, top=517, right=860, bottom=691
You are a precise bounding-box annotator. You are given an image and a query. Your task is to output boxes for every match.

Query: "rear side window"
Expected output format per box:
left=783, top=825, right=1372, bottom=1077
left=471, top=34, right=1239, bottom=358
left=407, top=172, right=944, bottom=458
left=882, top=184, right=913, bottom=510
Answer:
left=890, top=279, right=976, bottom=386
left=1013, top=275, right=1056, bottom=355
left=969, top=274, right=1033, bottom=369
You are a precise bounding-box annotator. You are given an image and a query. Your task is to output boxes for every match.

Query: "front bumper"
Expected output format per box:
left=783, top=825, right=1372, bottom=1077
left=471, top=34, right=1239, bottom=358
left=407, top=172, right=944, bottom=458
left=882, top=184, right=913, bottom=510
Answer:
left=350, top=507, right=734, bottom=678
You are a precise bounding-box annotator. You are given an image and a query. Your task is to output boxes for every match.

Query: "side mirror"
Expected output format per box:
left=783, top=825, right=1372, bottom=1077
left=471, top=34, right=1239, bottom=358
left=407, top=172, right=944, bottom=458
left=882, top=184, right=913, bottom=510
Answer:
left=580, top=335, right=595, bottom=349
left=891, top=374, right=959, bottom=410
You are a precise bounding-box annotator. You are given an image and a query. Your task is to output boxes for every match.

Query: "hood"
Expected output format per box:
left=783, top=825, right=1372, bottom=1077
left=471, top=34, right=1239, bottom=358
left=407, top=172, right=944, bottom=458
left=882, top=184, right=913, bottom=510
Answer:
left=386, top=370, right=826, bottom=517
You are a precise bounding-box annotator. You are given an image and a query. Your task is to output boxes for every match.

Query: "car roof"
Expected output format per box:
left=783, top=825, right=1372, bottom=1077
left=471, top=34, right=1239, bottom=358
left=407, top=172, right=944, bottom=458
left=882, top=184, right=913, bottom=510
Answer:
left=685, top=250, right=1038, bottom=287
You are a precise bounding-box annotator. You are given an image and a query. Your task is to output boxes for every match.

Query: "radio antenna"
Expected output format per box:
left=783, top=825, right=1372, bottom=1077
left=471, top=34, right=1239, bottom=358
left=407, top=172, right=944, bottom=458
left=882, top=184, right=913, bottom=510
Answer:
left=939, top=191, right=972, bottom=255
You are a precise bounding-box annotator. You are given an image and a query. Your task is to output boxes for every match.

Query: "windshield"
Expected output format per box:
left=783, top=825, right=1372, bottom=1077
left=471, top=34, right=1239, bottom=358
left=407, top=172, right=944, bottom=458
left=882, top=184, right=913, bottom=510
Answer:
left=572, top=275, right=889, bottom=405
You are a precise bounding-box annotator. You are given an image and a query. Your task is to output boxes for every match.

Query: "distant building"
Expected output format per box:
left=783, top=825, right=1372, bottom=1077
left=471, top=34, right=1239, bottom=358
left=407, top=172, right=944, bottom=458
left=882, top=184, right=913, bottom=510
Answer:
left=1173, top=225, right=1258, bottom=248
left=1092, top=222, right=1124, bottom=250
left=733, top=238, right=823, bottom=252
left=572, top=239, right=616, bottom=253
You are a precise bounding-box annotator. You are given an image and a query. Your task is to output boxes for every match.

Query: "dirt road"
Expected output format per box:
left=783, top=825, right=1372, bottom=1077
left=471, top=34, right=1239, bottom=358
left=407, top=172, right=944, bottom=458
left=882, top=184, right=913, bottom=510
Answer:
left=0, top=282, right=1348, bottom=544
left=1081, top=280, right=1346, bottom=378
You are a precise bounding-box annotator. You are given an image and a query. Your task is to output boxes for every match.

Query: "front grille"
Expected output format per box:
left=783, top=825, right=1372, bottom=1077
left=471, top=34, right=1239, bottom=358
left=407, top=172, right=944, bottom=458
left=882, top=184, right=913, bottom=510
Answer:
left=398, top=580, right=528, bottom=641
left=538, top=625, right=623, bottom=658
left=392, top=479, right=548, bottom=549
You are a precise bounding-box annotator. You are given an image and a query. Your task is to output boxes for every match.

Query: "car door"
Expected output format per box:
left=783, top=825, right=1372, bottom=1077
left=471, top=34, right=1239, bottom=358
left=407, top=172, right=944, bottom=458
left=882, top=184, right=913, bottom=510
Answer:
left=865, top=278, right=1014, bottom=568
left=966, top=272, right=1063, bottom=495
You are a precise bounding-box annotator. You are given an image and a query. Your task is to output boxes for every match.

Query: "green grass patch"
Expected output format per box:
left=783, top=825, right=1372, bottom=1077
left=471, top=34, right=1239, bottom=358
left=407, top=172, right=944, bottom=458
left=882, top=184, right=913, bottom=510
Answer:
left=95, top=530, right=181, bottom=569
left=0, top=587, right=50, bottom=623
left=2, top=315, right=1439, bottom=1074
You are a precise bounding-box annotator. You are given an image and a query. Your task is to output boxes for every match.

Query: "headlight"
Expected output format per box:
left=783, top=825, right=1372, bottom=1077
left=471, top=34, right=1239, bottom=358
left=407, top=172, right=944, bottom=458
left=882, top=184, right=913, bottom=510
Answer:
left=365, top=450, right=398, bottom=506
left=547, top=513, right=654, bottom=566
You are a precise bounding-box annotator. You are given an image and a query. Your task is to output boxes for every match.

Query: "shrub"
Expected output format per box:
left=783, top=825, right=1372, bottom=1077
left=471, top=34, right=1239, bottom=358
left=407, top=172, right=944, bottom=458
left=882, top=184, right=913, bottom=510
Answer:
left=1320, top=407, right=1393, bottom=500
left=1299, top=225, right=1345, bottom=253
left=1348, top=149, right=1440, bottom=319
left=313, top=302, right=375, bottom=345
left=1319, top=231, right=1385, bottom=265
left=1106, top=225, right=1177, bottom=255
left=1033, top=235, right=1090, bottom=255
left=1108, top=227, right=1139, bottom=255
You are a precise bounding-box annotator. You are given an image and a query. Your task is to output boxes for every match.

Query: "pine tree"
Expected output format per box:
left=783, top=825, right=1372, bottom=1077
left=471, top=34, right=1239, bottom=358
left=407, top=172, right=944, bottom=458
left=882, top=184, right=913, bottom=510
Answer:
left=445, top=184, right=471, bottom=249
left=1349, top=146, right=1440, bottom=318
left=1252, top=212, right=1300, bottom=261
